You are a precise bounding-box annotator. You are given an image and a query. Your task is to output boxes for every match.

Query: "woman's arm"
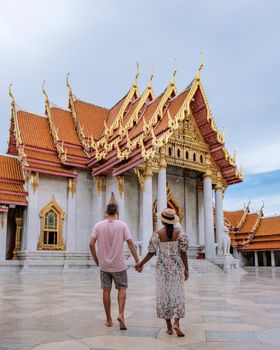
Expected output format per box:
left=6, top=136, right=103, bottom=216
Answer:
left=180, top=252, right=189, bottom=280
left=137, top=252, right=155, bottom=270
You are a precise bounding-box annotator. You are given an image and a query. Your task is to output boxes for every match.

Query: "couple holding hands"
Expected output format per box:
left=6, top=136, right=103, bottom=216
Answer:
left=89, top=203, right=189, bottom=337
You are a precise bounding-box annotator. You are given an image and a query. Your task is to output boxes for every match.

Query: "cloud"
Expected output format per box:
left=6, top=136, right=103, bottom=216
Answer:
left=238, top=142, right=280, bottom=174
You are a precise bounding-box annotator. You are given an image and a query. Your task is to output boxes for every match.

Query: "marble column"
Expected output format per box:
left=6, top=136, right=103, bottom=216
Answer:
left=215, top=180, right=224, bottom=248
left=0, top=211, right=8, bottom=260
left=263, top=251, right=267, bottom=266
left=141, top=161, right=153, bottom=254
left=254, top=251, right=259, bottom=267
left=116, top=176, right=125, bottom=221
left=271, top=250, right=275, bottom=267
left=93, top=176, right=106, bottom=226
left=25, top=173, right=40, bottom=251
left=66, top=178, right=77, bottom=252
left=157, top=147, right=167, bottom=228
left=203, top=174, right=215, bottom=260
left=197, top=184, right=205, bottom=246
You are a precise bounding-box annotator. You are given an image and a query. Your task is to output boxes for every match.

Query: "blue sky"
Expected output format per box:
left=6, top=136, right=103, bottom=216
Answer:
left=0, top=0, right=279, bottom=215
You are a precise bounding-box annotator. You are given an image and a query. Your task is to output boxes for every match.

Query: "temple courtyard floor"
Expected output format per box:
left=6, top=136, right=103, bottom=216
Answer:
left=0, top=267, right=280, bottom=350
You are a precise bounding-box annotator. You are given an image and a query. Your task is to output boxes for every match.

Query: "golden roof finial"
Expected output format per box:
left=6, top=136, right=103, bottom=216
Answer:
left=149, top=65, right=154, bottom=85
left=133, top=62, right=140, bottom=87
left=199, top=51, right=204, bottom=72
left=233, top=150, right=237, bottom=163
left=42, top=80, right=49, bottom=105
left=171, top=59, right=178, bottom=86
left=196, top=51, right=204, bottom=81
left=9, top=84, right=15, bottom=107
left=66, top=72, right=73, bottom=98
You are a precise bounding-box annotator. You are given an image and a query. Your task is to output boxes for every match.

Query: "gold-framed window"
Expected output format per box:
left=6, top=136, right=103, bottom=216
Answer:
left=38, top=196, right=65, bottom=250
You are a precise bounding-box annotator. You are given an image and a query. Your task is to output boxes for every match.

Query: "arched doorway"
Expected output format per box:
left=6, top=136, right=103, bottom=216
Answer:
left=153, top=183, right=184, bottom=231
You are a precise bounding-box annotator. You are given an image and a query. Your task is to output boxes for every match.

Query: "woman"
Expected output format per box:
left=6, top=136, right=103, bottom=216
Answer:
left=137, top=208, right=189, bottom=337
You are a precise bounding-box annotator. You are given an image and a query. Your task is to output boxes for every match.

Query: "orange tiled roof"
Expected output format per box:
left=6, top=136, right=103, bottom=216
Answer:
left=107, top=95, right=127, bottom=128
left=51, top=107, right=82, bottom=146
left=224, top=210, right=245, bottom=228
left=0, top=155, right=27, bottom=206
left=238, top=213, right=259, bottom=233
left=255, top=216, right=280, bottom=236
left=73, top=100, right=109, bottom=140
left=0, top=155, right=24, bottom=181
left=17, top=111, right=55, bottom=150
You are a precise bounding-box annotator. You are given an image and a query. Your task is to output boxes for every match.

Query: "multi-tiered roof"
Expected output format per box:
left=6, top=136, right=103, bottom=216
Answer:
left=1, top=65, right=243, bottom=207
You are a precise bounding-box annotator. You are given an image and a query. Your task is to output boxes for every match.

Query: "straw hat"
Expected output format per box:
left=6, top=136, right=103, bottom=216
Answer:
left=160, top=208, right=179, bottom=225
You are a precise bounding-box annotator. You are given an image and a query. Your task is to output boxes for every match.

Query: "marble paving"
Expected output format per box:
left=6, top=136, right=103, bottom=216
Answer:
left=1, top=267, right=280, bottom=349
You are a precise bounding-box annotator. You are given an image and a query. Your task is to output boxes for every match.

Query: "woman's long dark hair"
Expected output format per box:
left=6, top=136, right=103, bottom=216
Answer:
left=165, top=223, right=174, bottom=240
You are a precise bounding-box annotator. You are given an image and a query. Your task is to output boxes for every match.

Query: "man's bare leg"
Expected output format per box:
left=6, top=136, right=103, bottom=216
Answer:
left=103, top=288, right=113, bottom=327
left=117, top=288, right=127, bottom=330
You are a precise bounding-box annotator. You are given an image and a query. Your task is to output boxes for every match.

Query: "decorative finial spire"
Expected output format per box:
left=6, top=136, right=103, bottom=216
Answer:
left=199, top=51, right=204, bottom=72
left=196, top=51, right=204, bottom=81
left=42, top=80, right=49, bottom=105
left=9, top=84, right=15, bottom=107
left=133, top=62, right=140, bottom=87
left=66, top=72, right=73, bottom=96
left=171, top=59, right=178, bottom=86
left=149, top=64, right=154, bottom=84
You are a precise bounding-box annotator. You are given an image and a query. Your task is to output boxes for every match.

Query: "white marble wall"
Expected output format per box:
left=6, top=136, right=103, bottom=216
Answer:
left=75, top=170, right=94, bottom=251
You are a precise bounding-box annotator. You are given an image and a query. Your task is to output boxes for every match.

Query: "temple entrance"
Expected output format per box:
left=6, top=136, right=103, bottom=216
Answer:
left=153, top=183, right=184, bottom=231
left=6, top=206, right=24, bottom=260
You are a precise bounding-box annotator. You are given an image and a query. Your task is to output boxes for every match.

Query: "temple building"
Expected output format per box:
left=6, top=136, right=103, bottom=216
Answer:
left=225, top=204, right=280, bottom=267
left=0, top=64, right=243, bottom=270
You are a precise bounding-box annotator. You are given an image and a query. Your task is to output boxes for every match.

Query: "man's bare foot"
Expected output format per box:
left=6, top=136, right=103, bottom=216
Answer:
left=117, top=315, right=127, bottom=330
left=173, top=325, right=185, bottom=337
left=105, top=319, right=113, bottom=327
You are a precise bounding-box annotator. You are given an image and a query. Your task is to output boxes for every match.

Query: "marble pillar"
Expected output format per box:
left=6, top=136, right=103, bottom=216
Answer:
left=0, top=211, right=8, bottom=260
left=215, top=182, right=224, bottom=248
left=271, top=250, right=276, bottom=267
left=254, top=251, right=259, bottom=267
left=197, top=184, right=205, bottom=246
left=66, top=178, right=77, bottom=251
left=141, top=161, right=153, bottom=254
left=157, top=147, right=167, bottom=228
left=203, top=174, right=215, bottom=260
left=25, top=173, right=40, bottom=251
left=116, top=176, right=125, bottom=221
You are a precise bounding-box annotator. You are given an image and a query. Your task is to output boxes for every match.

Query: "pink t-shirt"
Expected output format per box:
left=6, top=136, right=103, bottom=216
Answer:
left=91, top=219, right=132, bottom=272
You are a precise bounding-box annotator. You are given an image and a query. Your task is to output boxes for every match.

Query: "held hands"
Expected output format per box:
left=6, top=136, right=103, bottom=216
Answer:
left=135, top=261, right=143, bottom=273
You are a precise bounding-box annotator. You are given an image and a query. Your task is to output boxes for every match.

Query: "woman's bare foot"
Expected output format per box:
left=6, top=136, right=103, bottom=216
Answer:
left=117, top=315, right=127, bottom=330
left=166, top=326, right=173, bottom=335
left=105, top=319, right=113, bottom=327
left=173, top=325, right=185, bottom=337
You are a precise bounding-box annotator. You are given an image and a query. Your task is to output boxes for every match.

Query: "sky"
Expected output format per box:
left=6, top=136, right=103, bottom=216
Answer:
left=0, top=0, right=279, bottom=215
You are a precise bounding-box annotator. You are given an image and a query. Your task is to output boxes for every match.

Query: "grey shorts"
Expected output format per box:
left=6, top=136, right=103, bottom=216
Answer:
left=100, top=270, right=128, bottom=290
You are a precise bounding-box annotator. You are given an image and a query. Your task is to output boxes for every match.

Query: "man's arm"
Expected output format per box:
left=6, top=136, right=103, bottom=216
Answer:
left=126, top=239, right=140, bottom=264
left=89, top=237, right=99, bottom=266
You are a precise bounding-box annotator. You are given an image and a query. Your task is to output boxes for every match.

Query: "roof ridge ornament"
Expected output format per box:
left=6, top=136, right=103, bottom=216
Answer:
left=8, top=84, right=23, bottom=146
left=196, top=51, right=204, bottom=81
left=148, top=65, right=154, bottom=88
left=133, top=62, right=140, bottom=88
left=66, top=72, right=73, bottom=100
left=171, top=60, right=178, bottom=86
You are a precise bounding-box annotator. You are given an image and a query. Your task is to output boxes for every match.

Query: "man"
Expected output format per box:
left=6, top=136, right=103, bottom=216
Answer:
left=89, top=203, right=140, bottom=330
